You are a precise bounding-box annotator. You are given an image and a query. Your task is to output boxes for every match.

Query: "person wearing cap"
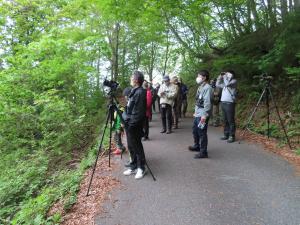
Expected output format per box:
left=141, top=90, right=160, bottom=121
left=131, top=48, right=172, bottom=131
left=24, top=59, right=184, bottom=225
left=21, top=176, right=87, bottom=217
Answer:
left=188, top=70, right=213, bottom=158
left=157, top=75, right=177, bottom=134
left=216, top=70, right=237, bottom=143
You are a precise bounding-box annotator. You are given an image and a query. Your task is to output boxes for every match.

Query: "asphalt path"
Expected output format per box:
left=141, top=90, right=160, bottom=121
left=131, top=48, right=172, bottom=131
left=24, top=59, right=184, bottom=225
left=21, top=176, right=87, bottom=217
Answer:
left=96, top=112, right=300, bottom=225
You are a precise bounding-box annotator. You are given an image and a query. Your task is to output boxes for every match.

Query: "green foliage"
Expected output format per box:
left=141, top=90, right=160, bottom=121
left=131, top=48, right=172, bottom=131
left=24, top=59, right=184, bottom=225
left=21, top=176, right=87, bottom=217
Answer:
left=1, top=0, right=300, bottom=223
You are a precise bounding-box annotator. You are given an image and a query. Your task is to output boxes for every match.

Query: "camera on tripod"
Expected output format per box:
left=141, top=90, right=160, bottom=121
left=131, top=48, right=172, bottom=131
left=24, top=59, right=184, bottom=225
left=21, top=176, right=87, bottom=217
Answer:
left=256, top=73, right=273, bottom=82
left=103, top=78, right=119, bottom=92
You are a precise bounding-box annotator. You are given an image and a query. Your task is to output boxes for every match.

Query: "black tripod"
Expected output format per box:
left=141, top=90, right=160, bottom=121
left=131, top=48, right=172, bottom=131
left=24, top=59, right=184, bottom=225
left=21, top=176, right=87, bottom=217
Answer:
left=239, top=76, right=292, bottom=150
left=86, top=94, right=156, bottom=196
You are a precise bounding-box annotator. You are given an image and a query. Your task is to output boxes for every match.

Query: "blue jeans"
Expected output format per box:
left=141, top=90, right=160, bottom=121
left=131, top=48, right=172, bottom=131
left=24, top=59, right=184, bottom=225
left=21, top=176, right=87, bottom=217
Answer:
left=192, top=117, right=209, bottom=154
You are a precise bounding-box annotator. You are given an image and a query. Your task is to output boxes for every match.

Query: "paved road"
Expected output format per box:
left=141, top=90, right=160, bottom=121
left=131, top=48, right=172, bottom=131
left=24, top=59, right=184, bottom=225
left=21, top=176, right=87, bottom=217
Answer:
left=96, top=113, right=300, bottom=225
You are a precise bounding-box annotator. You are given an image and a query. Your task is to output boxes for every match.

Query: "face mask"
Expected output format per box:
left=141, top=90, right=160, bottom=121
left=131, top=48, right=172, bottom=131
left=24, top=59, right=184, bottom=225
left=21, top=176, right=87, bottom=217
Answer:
left=196, top=77, right=203, bottom=84
left=226, top=73, right=233, bottom=79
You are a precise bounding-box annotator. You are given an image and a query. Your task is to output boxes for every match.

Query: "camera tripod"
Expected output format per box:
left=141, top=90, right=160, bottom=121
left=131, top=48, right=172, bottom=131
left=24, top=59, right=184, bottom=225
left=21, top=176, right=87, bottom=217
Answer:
left=239, top=77, right=292, bottom=150
left=86, top=93, right=156, bottom=196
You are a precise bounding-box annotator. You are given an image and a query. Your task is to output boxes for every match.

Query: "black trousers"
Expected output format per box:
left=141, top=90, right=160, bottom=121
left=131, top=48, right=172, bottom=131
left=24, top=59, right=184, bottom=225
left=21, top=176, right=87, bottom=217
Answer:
left=192, top=117, right=209, bottom=154
left=221, top=102, right=236, bottom=137
left=182, top=99, right=188, bottom=117
left=172, top=105, right=179, bottom=127
left=143, top=117, right=150, bottom=138
left=126, top=122, right=146, bottom=170
left=152, top=98, right=156, bottom=112
left=160, top=103, right=172, bottom=131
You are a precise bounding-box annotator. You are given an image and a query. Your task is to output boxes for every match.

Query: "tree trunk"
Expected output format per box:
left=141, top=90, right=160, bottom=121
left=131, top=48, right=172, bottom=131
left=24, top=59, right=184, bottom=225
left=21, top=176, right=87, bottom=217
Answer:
left=249, top=0, right=260, bottom=29
left=231, top=8, right=244, bottom=34
left=295, top=0, right=300, bottom=10
left=228, top=14, right=238, bottom=38
left=267, top=0, right=277, bottom=27
left=288, top=0, right=293, bottom=11
left=96, top=58, right=100, bottom=90
left=246, top=1, right=253, bottom=33
left=113, top=23, right=120, bottom=80
left=148, top=42, right=157, bottom=82
left=281, top=0, right=288, bottom=21
left=135, top=45, right=142, bottom=70
left=163, top=32, right=170, bottom=77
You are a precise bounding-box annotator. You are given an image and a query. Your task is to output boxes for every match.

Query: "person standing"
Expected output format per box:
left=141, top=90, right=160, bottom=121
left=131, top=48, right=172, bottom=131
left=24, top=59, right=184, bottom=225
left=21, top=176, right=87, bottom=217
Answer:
left=123, top=71, right=147, bottom=179
left=158, top=75, right=177, bottom=134
left=216, top=70, right=237, bottom=143
left=180, top=79, right=189, bottom=118
left=210, top=78, right=222, bottom=127
left=150, top=83, right=157, bottom=113
left=188, top=70, right=213, bottom=158
left=171, top=76, right=182, bottom=129
left=143, top=81, right=152, bottom=141
left=155, top=83, right=161, bottom=112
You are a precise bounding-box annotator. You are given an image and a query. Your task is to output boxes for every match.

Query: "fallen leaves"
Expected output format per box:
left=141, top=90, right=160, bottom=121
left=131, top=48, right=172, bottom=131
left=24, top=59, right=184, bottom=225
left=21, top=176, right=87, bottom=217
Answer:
left=48, top=157, right=120, bottom=225
left=236, top=129, right=300, bottom=171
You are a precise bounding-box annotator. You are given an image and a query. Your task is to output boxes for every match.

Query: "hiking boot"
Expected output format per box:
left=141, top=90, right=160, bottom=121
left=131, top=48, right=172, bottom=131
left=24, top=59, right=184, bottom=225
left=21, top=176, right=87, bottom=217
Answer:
left=194, top=152, right=208, bottom=159
left=123, top=168, right=137, bottom=176
left=135, top=168, right=146, bottom=179
left=220, top=136, right=229, bottom=140
left=188, top=146, right=200, bottom=152
left=227, top=136, right=235, bottom=143
left=160, top=129, right=166, bottom=133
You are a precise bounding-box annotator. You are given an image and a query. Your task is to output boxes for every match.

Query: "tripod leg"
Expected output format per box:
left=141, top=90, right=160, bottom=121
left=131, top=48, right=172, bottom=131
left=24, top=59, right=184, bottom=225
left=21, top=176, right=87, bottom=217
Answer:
left=145, top=159, right=156, bottom=181
left=240, top=87, right=267, bottom=141
left=268, top=87, right=293, bottom=150
left=86, top=110, right=110, bottom=196
left=108, top=106, right=114, bottom=167
left=266, top=89, right=270, bottom=139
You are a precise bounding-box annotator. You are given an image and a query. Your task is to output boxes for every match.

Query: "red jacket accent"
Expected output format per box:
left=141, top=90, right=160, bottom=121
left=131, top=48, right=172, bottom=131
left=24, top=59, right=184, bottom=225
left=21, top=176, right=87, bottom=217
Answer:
left=146, top=88, right=152, bottom=118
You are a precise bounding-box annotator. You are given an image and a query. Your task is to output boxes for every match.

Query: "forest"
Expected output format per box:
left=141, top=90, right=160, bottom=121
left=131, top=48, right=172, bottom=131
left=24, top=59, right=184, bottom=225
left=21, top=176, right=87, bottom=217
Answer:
left=0, top=0, right=299, bottom=224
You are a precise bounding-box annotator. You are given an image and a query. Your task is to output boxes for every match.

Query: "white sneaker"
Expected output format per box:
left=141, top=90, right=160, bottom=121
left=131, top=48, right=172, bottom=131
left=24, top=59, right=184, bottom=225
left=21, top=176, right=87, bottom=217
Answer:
left=134, top=168, right=146, bottom=179
left=123, top=168, right=136, bottom=176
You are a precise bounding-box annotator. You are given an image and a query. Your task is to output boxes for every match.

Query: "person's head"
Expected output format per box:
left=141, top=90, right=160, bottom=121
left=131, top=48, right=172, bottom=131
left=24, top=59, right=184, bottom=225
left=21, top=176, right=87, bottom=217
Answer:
left=130, top=70, right=144, bottom=87
left=163, top=75, right=170, bottom=85
left=171, top=76, right=179, bottom=85
left=143, top=81, right=149, bottom=89
left=225, top=70, right=235, bottom=80
left=123, top=86, right=132, bottom=102
left=196, top=70, right=210, bottom=84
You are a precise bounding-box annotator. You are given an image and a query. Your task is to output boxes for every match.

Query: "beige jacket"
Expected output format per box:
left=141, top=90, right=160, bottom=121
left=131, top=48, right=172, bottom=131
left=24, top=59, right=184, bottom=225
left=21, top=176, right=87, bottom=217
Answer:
left=158, top=83, right=177, bottom=106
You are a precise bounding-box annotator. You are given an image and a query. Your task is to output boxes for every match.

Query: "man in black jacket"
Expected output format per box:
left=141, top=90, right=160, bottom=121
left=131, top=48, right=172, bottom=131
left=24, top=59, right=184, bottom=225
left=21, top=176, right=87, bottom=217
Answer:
left=123, top=71, right=147, bottom=179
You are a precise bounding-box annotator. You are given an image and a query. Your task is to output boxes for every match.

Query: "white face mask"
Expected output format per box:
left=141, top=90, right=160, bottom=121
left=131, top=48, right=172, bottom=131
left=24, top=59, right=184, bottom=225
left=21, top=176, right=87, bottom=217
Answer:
left=196, top=77, right=204, bottom=84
